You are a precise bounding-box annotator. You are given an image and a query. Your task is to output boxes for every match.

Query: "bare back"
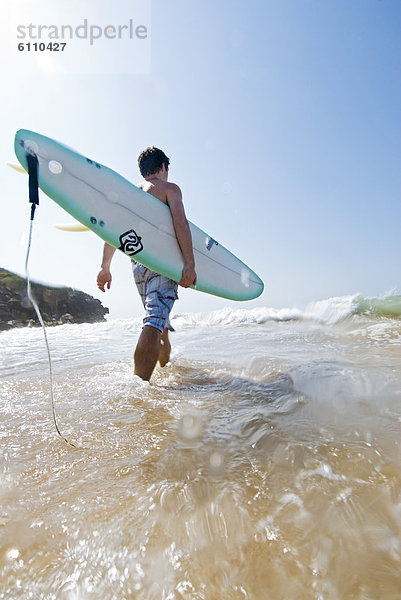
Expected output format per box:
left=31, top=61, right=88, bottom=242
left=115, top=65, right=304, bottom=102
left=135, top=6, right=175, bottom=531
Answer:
left=138, top=179, right=171, bottom=205
left=137, top=175, right=197, bottom=289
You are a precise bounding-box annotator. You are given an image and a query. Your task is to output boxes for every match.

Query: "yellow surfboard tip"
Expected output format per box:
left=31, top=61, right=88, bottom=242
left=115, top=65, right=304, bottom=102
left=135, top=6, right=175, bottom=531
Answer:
left=6, top=161, right=26, bottom=174
left=53, top=222, right=90, bottom=232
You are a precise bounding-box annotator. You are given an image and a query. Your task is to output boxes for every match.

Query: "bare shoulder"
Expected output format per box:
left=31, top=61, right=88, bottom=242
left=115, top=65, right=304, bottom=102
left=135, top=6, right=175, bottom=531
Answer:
left=165, top=181, right=182, bottom=201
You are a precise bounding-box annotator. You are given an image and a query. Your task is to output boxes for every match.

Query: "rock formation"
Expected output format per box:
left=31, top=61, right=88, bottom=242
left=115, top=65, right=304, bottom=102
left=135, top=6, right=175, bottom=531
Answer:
left=0, top=268, right=109, bottom=331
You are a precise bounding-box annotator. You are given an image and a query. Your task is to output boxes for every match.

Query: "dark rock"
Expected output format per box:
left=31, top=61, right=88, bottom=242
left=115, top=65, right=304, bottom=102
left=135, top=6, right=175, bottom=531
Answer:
left=0, top=268, right=109, bottom=331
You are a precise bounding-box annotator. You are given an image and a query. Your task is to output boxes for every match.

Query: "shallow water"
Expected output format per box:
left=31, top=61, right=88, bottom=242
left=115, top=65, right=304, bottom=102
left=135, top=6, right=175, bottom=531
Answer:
left=1, top=298, right=401, bottom=599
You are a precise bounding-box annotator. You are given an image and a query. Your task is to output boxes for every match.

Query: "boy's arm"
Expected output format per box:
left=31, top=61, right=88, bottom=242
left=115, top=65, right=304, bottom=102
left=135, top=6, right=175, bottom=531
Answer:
left=166, top=183, right=197, bottom=288
left=97, top=243, right=116, bottom=292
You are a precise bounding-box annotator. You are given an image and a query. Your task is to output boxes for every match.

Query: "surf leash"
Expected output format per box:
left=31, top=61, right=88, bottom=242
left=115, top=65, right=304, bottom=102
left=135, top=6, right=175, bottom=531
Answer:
left=25, top=152, right=78, bottom=449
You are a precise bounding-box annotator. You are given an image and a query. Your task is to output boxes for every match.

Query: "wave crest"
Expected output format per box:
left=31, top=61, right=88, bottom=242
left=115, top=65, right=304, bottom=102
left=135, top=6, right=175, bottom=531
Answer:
left=172, top=294, right=401, bottom=328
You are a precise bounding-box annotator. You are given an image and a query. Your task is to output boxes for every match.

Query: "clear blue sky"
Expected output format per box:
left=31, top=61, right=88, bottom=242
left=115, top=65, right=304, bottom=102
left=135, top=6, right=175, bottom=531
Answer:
left=0, top=0, right=400, bottom=318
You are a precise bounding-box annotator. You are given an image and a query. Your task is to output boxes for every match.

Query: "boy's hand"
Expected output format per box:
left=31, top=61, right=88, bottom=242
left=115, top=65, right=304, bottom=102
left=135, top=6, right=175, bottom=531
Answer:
left=179, top=264, right=197, bottom=288
left=97, top=268, right=112, bottom=292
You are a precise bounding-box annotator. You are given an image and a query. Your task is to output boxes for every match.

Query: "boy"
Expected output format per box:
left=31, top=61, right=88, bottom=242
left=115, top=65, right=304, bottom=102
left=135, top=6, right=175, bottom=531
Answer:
left=97, top=147, right=196, bottom=381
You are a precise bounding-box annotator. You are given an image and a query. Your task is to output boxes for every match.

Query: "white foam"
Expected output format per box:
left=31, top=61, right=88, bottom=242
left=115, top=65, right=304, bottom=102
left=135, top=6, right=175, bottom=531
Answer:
left=304, top=295, right=359, bottom=324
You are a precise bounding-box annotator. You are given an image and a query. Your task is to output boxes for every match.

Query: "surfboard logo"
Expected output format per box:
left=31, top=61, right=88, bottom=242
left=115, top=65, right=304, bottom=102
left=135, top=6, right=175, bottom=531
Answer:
left=206, top=236, right=218, bottom=251
left=118, top=229, right=143, bottom=256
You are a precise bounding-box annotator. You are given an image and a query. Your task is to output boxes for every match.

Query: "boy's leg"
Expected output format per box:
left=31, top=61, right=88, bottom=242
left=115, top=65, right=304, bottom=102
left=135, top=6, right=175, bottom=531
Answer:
left=158, top=328, right=171, bottom=367
left=134, top=325, right=161, bottom=381
left=132, top=264, right=177, bottom=380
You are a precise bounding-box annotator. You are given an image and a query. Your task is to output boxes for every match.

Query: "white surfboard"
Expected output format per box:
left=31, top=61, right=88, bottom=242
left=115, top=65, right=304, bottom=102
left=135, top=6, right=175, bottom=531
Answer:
left=14, top=129, right=264, bottom=301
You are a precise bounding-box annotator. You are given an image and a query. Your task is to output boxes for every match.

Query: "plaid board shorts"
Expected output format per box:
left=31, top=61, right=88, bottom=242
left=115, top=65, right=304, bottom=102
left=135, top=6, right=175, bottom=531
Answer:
left=132, top=261, right=178, bottom=333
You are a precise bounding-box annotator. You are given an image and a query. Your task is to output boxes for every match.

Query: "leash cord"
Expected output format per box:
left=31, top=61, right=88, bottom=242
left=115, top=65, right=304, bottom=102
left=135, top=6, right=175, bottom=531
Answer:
left=24, top=217, right=78, bottom=449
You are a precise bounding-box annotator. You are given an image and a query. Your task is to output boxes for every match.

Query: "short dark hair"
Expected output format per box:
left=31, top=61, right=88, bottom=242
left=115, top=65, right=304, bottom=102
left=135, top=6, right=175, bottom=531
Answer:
left=138, top=146, right=170, bottom=177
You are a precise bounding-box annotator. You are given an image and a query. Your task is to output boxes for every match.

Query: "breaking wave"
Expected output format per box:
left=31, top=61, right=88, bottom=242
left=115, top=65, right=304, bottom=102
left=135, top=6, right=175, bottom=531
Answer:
left=172, top=294, right=401, bottom=328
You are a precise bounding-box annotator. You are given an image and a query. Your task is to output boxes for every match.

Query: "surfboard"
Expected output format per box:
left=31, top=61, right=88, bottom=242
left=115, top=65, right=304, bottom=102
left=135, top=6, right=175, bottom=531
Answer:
left=14, top=129, right=264, bottom=301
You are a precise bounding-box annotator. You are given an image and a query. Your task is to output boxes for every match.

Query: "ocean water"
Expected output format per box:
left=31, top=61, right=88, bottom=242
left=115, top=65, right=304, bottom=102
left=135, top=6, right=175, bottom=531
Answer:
left=0, top=294, right=401, bottom=600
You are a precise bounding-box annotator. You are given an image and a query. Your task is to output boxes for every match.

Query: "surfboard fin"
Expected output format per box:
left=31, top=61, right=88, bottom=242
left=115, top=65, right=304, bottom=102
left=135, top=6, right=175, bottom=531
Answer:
left=53, top=222, right=90, bottom=232
left=6, top=161, right=27, bottom=174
